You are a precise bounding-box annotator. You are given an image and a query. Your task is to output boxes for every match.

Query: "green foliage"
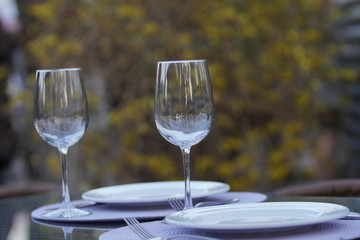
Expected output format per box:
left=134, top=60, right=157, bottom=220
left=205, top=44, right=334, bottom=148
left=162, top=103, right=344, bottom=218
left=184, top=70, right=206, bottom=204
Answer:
left=19, top=0, right=356, bottom=191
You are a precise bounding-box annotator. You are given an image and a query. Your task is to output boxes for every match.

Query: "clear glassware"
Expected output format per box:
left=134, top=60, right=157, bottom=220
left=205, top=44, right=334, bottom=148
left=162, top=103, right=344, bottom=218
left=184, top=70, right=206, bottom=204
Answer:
left=33, top=68, right=90, bottom=218
left=155, top=60, right=215, bottom=210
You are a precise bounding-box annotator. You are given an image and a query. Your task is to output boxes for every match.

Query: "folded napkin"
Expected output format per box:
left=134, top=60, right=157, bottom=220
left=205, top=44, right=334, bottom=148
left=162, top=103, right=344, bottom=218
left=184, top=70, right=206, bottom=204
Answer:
left=99, top=219, right=360, bottom=240
left=31, top=192, right=266, bottom=222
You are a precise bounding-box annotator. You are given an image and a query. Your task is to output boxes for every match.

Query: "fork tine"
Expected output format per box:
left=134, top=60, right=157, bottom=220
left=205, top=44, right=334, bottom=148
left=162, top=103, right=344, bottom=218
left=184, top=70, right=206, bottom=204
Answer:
left=124, top=218, right=146, bottom=239
left=125, top=217, right=152, bottom=239
left=168, top=197, right=184, bottom=211
left=131, top=220, right=154, bottom=239
left=168, top=201, right=176, bottom=210
left=168, top=197, right=178, bottom=210
left=124, top=217, right=156, bottom=239
left=168, top=197, right=180, bottom=211
left=175, top=198, right=185, bottom=210
left=131, top=219, right=156, bottom=239
left=125, top=218, right=152, bottom=239
left=175, top=198, right=184, bottom=210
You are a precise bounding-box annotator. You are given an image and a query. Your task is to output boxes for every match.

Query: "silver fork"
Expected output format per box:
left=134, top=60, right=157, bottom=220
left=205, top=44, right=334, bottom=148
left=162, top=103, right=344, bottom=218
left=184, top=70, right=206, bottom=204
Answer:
left=168, top=197, right=240, bottom=211
left=124, top=217, right=219, bottom=240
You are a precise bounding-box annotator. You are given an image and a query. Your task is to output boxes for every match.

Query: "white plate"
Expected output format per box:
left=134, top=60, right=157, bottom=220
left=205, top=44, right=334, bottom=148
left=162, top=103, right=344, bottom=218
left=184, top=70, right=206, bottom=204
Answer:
left=82, top=181, right=230, bottom=206
left=164, top=201, right=349, bottom=233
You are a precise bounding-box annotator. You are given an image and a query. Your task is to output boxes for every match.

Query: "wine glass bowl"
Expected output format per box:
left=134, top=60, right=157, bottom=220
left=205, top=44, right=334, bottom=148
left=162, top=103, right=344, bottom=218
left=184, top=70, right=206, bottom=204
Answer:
left=33, top=68, right=90, bottom=218
left=155, top=60, right=214, bottom=209
left=34, top=116, right=87, bottom=152
left=155, top=113, right=212, bottom=148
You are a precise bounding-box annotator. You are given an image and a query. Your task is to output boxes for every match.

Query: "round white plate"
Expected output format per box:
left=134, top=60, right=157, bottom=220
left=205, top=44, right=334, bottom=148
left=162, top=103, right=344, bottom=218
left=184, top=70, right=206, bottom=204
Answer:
left=164, top=201, right=349, bottom=233
left=82, top=181, right=230, bottom=206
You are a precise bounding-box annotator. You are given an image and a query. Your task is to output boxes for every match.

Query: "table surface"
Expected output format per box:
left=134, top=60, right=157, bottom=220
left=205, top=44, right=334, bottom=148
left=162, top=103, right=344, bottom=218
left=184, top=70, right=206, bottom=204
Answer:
left=1, top=190, right=360, bottom=240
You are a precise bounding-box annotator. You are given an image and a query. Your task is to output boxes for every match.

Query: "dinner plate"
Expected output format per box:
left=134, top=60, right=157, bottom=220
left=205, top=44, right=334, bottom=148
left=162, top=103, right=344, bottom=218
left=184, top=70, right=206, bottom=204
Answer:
left=82, top=181, right=230, bottom=206
left=164, top=201, right=349, bottom=233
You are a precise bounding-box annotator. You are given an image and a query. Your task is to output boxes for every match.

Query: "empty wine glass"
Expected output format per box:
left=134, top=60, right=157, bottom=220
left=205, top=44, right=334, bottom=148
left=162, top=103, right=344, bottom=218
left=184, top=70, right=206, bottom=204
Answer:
left=154, top=60, right=215, bottom=210
left=33, top=68, right=90, bottom=218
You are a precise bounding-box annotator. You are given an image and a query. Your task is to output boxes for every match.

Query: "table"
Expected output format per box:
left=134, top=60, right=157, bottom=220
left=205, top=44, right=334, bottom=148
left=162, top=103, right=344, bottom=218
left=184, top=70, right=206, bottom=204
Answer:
left=1, top=191, right=360, bottom=240
left=0, top=191, right=119, bottom=240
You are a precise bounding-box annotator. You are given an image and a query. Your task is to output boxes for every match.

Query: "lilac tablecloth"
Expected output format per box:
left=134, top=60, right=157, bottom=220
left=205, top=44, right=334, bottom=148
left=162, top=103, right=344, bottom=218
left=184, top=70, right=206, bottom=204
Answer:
left=99, top=219, right=360, bottom=240
left=31, top=192, right=266, bottom=222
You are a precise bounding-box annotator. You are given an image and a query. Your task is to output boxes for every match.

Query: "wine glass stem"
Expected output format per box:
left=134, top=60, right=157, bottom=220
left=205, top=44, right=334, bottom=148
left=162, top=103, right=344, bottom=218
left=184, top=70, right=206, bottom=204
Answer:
left=181, top=147, right=193, bottom=210
left=59, top=148, right=71, bottom=209
left=62, top=227, right=73, bottom=240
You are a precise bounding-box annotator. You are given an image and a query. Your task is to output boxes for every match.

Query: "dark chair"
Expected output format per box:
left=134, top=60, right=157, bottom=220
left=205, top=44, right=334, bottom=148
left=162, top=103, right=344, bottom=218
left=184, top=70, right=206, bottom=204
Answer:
left=274, top=179, right=360, bottom=196
left=0, top=182, right=59, bottom=199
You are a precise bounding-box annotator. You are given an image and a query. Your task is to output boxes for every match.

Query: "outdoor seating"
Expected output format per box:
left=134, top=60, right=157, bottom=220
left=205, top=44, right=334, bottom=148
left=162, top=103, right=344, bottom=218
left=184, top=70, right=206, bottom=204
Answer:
left=274, top=178, right=360, bottom=196
left=0, top=182, right=59, bottom=199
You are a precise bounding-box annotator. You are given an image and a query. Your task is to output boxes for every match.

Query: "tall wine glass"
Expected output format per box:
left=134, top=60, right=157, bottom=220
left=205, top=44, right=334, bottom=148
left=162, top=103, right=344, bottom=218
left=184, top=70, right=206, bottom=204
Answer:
left=155, top=60, right=215, bottom=210
left=33, top=68, right=90, bottom=218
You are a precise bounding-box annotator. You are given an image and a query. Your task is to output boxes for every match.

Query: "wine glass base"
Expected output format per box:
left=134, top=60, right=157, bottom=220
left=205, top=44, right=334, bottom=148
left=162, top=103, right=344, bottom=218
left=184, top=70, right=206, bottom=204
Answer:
left=42, top=207, right=91, bottom=218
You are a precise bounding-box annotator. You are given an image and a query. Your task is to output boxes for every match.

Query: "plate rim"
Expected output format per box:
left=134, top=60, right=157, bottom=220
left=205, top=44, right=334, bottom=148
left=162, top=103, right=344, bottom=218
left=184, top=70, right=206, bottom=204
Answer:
left=164, top=201, right=350, bottom=232
left=82, top=180, right=230, bottom=205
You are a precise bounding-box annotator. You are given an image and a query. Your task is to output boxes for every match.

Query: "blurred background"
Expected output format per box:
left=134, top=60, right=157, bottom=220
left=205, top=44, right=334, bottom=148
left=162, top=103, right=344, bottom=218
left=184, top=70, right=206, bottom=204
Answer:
left=1, top=0, right=359, bottom=194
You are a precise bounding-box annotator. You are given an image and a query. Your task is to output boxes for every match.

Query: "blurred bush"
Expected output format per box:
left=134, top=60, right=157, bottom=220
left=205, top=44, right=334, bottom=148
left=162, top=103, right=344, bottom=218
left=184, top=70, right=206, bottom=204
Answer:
left=14, top=0, right=356, bottom=192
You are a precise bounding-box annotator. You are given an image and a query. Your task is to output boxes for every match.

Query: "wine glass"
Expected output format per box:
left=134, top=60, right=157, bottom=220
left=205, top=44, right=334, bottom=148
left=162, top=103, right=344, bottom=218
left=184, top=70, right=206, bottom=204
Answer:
left=33, top=68, right=90, bottom=218
left=154, top=60, right=215, bottom=210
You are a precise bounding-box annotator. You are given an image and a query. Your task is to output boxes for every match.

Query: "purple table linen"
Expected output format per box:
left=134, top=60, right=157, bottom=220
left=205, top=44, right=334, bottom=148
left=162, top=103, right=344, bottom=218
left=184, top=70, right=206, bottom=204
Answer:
left=99, top=219, right=360, bottom=240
